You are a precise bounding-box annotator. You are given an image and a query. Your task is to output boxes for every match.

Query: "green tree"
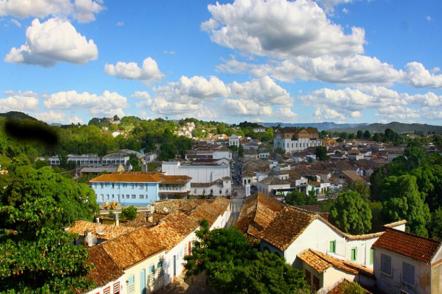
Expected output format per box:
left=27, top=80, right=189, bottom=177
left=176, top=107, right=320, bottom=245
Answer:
left=185, top=221, right=308, bottom=294
left=315, top=146, right=328, bottom=161
left=285, top=190, right=317, bottom=206
left=330, top=191, right=372, bottom=234
left=431, top=208, right=442, bottom=241
left=381, top=175, right=431, bottom=237
left=128, top=154, right=141, bottom=171
left=121, top=206, right=137, bottom=221
left=363, top=130, right=371, bottom=139
left=0, top=166, right=98, bottom=292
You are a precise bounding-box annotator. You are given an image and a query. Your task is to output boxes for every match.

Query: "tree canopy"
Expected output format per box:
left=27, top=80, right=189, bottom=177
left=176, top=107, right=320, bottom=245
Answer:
left=185, top=221, right=308, bottom=294
left=330, top=190, right=372, bottom=234
left=0, top=166, right=98, bottom=292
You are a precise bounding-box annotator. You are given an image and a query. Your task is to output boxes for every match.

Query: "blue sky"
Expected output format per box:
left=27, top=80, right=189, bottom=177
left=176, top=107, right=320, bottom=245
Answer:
left=0, top=0, right=441, bottom=125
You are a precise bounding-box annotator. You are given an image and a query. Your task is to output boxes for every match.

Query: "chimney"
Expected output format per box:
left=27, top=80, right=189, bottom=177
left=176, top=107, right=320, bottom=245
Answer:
left=84, top=230, right=97, bottom=247
left=148, top=215, right=154, bottom=223
left=96, top=217, right=100, bottom=223
left=115, top=212, right=120, bottom=226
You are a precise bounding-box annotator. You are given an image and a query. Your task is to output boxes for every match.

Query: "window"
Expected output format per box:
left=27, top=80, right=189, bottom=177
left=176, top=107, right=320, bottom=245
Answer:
left=139, top=194, right=144, bottom=199
left=131, top=194, right=136, bottom=199
left=150, top=265, right=156, bottom=273
left=329, top=240, right=336, bottom=253
left=402, top=262, right=415, bottom=286
left=351, top=248, right=357, bottom=261
left=381, top=254, right=392, bottom=276
left=370, top=249, right=374, bottom=265
left=112, top=281, right=120, bottom=294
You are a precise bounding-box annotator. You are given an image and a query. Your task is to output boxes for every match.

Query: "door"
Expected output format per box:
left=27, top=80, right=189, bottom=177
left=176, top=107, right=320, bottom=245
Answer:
left=140, top=269, right=147, bottom=294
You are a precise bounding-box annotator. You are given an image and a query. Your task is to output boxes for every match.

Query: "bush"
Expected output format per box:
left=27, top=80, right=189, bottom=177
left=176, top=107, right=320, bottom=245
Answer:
left=122, top=205, right=137, bottom=220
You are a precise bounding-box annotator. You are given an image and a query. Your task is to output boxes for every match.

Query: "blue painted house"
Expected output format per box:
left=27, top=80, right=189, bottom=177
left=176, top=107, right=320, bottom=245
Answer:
left=90, top=172, right=191, bottom=206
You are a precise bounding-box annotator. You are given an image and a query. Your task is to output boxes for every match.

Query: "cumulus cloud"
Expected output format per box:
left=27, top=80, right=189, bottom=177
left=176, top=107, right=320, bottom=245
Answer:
left=0, top=91, right=39, bottom=112
left=405, top=62, right=442, bottom=88
left=35, top=111, right=83, bottom=124
left=44, top=90, right=127, bottom=117
left=302, top=86, right=442, bottom=121
left=219, top=55, right=403, bottom=84
left=5, top=18, right=98, bottom=66
left=315, top=0, right=353, bottom=14
left=0, top=0, right=103, bottom=23
left=105, top=57, right=164, bottom=83
left=155, top=76, right=229, bottom=102
left=141, top=75, right=296, bottom=120
left=314, top=107, right=346, bottom=121
left=202, top=0, right=364, bottom=58
left=229, top=76, right=291, bottom=105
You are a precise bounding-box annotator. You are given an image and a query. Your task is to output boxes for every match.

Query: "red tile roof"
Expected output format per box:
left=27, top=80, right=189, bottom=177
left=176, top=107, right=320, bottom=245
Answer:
left=298, top=249, right=373, bottom=277
left=89, top=172, right=191, bottom=184
left=235, top=193, right=284, bottom=240
left=373, top=228, right=441, bottom=263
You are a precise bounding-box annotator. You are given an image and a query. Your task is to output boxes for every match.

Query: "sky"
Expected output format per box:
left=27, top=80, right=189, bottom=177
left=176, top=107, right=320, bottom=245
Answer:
left=0, top=0, right=441, bottom=125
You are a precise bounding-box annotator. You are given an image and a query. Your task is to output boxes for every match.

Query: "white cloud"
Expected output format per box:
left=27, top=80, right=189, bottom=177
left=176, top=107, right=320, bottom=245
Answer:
left=377, top=105, right=420, bottom=121
left=105, top=57, right=164, bottom=83
left=202, top=0, right=365, bottom=58
left=315, top=0, right=353, bottom=14
left=35, top=111, right=83, bottom=124
left=0, top=0, right=103, bottom=23
left=314, top=107, right=346, bottom=121
left=0, top=91, right=39, bottom=112
left=10, top=18, right=21, bottom=27
left=142, top=75, right=295, bottom=120
left=5, top=18, right=98, bottom=66
left=350, top=111, right=362, bottom=118
left=155, top=76, right=229, bottom=102
left=44, top=90, right=127, bottom=117
left=405, top=62, right=442, bottom=88
left=224, top=98, right=273, bottom=117
left=302, top=86, right=442, bottom=121
left=229, top=76, right=291, bottom=105
left=220, top=55, right=403, bottom=84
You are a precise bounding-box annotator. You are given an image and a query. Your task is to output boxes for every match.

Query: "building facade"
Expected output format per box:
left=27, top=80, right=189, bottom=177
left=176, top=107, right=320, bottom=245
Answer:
left=273, top=128, right=322, bottom=153
left=90, top=172, right=191, bottom=206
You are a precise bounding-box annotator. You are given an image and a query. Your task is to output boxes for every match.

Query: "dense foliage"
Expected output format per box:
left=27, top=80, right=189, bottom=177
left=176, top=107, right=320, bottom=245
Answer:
left=314, top=146, right=328, bottom=161
left=185, top=221, right=308, bottom=294
left=330, top=190, right=372, bottom=234
left=0, top=166, right=98, bottom=293
left=121, top=205, right=137, bottom=221
left=284, top=190, right=318, bottom=206
left=370, top=143, right=441, bottom=238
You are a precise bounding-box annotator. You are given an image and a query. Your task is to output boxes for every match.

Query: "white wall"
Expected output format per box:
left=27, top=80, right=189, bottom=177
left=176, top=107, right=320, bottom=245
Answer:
left=282, top=219, right=377, bottom=268
left=162, top=162, right=230, bottom=184
left=374, top=248, right=431, bottom=294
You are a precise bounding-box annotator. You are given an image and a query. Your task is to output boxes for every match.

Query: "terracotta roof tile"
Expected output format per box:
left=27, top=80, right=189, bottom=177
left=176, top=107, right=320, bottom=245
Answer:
left=89, top=172, right=191, bottom=184
left=298, top=249, right=373, bottom=277
left=373, top=228, right=441, bottom=263
left=102, top=236, right=147, bottom=269
left=261, top=206, right=316, bottom=251
left=235, top=193, right=284, bottom=240
left=67, top=220, right=137, bottom=240
left=87, top=245, right=123, bottom=287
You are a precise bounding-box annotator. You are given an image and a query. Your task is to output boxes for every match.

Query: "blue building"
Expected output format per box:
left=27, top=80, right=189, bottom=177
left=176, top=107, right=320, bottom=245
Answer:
left=90, top=172, right=191, bottom=206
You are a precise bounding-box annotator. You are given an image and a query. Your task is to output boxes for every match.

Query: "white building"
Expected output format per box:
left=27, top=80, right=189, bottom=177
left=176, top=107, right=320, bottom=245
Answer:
left=67, top=154, right=101, bottom=167
left=273, top=128, right=322, bottom=153
left=85, top=198, right=231, bottom=294
left=162, top=161, right=232, bottom=196
left=228, top=135, right=240, bottom=147
left=372, top=229, right=442, bottom=294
